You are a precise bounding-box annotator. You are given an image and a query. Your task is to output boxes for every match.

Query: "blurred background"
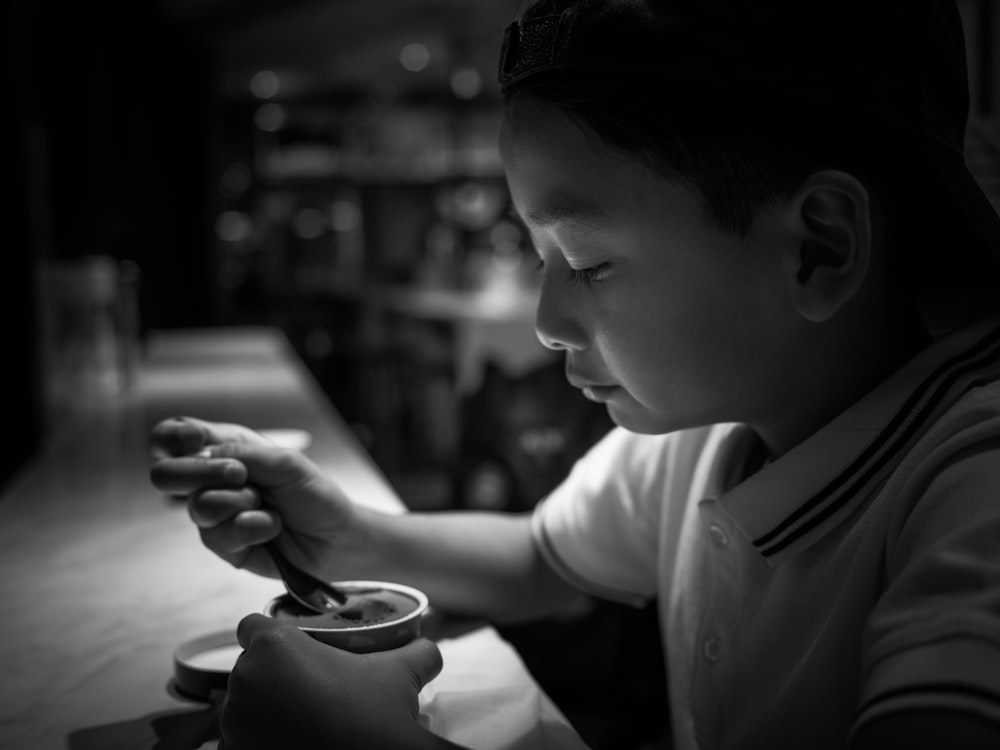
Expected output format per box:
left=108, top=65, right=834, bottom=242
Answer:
left=9, top=0, right=563, bottom=498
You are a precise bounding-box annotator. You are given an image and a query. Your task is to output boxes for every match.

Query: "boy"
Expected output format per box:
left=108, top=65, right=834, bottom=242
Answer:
left=150, top=1, right=1000, bottom=747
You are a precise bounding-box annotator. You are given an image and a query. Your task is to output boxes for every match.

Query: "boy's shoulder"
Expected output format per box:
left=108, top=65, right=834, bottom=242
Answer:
left=719, top=315, right=1000, bottom=562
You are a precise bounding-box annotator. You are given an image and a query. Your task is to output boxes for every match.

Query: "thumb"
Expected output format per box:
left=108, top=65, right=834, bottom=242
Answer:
left=236, top=612, right=296, bottom=649
left=392, top=638, right=443, bottom=691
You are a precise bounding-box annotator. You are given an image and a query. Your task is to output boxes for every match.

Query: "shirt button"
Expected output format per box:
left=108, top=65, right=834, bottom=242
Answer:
left=707, top=523, right=729, bottom=547
left=703, top=636, right=721, bottom=663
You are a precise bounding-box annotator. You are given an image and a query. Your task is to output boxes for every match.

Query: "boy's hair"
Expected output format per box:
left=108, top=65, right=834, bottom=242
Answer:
left=498, top=0, right=1000, bottom=322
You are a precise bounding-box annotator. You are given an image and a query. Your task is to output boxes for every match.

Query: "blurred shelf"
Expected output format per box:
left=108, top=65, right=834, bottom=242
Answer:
left=257, top=145, right=504, bottom=185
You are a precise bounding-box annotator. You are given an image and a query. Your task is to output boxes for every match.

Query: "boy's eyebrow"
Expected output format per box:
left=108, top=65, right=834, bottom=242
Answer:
left=522, top=193, right=608, bottom=229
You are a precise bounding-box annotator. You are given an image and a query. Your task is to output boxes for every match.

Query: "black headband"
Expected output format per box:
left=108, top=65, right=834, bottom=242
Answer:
left=498, top=9, right=577, bottom=92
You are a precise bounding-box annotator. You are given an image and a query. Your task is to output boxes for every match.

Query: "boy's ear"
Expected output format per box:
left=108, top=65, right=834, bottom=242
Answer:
left=781, top=170, right=873, bottom=323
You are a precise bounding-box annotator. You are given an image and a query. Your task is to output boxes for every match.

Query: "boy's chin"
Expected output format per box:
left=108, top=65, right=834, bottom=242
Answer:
left=606, top=403, right=686, bottom=435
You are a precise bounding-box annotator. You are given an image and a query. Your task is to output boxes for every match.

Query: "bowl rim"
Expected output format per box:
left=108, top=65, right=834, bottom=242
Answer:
left=264, top=580, right=429, bottom=632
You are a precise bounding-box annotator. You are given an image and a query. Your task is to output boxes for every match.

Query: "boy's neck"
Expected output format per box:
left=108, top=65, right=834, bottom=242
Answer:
left=753, top=309, right=931, bottom=461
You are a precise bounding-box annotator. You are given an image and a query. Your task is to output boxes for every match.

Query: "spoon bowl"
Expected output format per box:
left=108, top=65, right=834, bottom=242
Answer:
left=265, top=541, right=348, bottom=612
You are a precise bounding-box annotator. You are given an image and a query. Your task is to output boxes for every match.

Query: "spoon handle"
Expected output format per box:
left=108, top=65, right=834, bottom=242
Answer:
left=265, top=540, right=298, bottom=585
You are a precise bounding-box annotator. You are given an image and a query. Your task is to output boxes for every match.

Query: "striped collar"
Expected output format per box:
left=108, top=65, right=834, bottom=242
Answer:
left=719, top=315, right=1000, bottom=566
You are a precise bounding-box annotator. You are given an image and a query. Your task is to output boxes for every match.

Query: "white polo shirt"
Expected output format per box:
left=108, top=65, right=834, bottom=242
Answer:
left=532, top=315, right=1000, bottom=750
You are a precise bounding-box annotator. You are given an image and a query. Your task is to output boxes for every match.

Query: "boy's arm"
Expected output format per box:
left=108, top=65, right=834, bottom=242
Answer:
left=850, top=710, right=1000, bottom=750
left=150, top=417, right=585, bottom=622
left=358, top=507, right=589, bottom=623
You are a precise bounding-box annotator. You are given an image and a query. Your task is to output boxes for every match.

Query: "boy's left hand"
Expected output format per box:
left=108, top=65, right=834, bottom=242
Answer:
left=220, top=614, right=452, bottom=750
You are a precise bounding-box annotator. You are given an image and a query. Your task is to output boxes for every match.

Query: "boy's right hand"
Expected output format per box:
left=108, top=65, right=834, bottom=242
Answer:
left=149, top=416, right=363, bottom=581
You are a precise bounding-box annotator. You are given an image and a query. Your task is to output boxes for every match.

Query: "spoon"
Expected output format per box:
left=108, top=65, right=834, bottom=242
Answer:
left=264, top=541, right=348, bottom=612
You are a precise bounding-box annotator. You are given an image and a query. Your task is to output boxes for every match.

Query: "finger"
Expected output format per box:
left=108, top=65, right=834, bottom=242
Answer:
left=189, top=486, right=263, bottom=528
left=236, top=612, right=297, bottom=650
left=191, top=419, right=277, bottom=449
left=207, top=442, right=318, bottom=487
left=393, top=638, right=444, bottom=691
left=149, top=416, right=209, bottom=459
left=150, top=417, right=274, bottom=461
left=199, top=509, right=281, bottom=557
left=149, top=457, right=248, bottom=495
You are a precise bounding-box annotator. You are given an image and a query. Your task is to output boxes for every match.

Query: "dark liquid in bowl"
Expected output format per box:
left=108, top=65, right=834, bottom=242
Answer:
left=272, top=588, right=419, bottom=628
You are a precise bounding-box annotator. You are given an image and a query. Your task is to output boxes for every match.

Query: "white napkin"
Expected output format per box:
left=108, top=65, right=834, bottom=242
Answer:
left=418, top=628, right=592, bottom=750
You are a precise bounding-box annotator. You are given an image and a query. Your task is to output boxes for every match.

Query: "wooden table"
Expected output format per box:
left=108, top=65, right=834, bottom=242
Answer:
left=0, top=326, right=408, bottom=750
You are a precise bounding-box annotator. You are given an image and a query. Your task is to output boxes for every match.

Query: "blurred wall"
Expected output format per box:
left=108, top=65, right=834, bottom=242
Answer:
left=8, top=0, right=220, bottom=488
left=8, top=0, right=41, bottom=490
left=15, top=0, right=219, bottom=332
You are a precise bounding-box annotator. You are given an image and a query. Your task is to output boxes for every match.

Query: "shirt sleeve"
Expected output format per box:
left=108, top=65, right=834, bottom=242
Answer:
left=530, top=427, right=672, bottom=607
left=855, top=403, right=1000, bottom=734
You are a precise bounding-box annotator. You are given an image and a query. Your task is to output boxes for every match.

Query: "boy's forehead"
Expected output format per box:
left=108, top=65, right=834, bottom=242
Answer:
left=501, top=106, right=628, bottom=210
left=500, top=100, right=577, bottom=149
left=500, top=100, right=633, bottom=176
left=500, top=103, right=580, bottom=174
left=500, top=109, right=707, bottom=238
left=502, top=100, right=685, bottom=191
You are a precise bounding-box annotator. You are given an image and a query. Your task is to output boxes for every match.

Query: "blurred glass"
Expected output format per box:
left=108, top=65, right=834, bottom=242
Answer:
left=36, top=255, right=141, bottom=426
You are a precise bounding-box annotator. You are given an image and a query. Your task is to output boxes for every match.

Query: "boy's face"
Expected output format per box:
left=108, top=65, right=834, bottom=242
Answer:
left=500, top=101, right=798, bottom=435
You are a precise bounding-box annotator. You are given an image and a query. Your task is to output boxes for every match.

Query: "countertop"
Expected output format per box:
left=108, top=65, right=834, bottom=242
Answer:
left=0, top=326, right=406, bottom=750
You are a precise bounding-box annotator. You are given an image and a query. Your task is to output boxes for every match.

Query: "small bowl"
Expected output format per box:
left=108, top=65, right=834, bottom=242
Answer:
left=264, top=580, right=429, bottom=653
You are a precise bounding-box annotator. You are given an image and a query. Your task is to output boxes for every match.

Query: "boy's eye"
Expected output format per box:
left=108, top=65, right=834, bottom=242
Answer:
left=565, top=262, right=612, bottom=286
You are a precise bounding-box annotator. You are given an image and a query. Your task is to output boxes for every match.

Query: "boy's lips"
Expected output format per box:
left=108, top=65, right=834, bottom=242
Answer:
left=566, top=371, right=620, bottom=402
left=579, top=384, right=620, bottom=403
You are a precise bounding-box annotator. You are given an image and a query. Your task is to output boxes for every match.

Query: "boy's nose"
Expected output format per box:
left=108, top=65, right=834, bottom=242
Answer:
left=534, top=277, right=587, bottom=352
